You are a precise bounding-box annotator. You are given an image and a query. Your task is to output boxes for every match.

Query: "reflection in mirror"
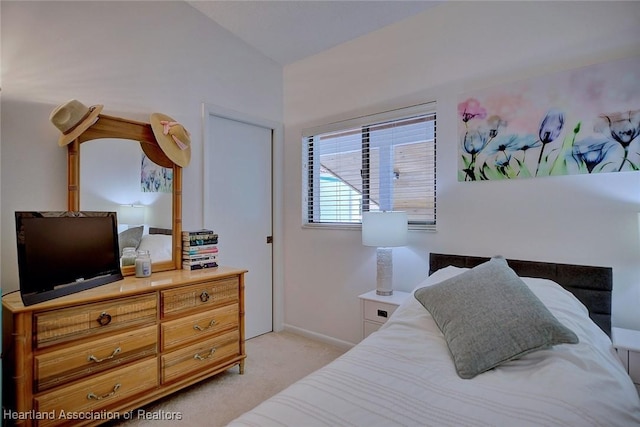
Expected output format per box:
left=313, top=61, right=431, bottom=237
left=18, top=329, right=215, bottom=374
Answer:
left=80, top=138, right=173, bottom=266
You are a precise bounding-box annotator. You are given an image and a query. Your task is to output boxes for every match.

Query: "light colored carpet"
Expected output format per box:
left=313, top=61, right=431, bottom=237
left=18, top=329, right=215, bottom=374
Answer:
left=108, top=331, right=346, bottom=427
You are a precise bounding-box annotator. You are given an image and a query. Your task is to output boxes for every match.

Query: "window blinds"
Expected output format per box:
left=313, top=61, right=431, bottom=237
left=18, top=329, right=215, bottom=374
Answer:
left=303, top=103, right=436, bottom=228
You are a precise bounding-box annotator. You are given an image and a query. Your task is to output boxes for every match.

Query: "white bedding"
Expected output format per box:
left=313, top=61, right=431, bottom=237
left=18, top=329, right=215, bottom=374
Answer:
left=137, top=233, right=173, bottom=262
left=229, top=266, right=640, bottom=427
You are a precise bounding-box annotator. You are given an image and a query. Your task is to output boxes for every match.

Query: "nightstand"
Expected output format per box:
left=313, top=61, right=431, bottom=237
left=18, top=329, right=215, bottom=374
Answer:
left=612, top=327, right=640, bottom=395
left=358, top=290, right=411, bottom=339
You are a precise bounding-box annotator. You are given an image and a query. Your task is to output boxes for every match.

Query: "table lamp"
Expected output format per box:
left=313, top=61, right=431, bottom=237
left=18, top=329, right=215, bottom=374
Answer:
left=362, top=211, right=408, bottom=296
left=119, top=204, right=145, bottom=226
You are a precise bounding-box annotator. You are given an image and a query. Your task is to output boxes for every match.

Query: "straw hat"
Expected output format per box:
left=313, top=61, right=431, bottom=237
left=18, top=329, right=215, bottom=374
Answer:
left=149, top=113, right=191, bottom=167
left=139, top=140, right=174, bottom=169
left=50, top=99, right=103, bottom=146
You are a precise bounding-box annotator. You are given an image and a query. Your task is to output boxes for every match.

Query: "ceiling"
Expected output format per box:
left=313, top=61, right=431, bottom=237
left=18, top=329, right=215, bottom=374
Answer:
left=187, top=1, right=443, bottom=65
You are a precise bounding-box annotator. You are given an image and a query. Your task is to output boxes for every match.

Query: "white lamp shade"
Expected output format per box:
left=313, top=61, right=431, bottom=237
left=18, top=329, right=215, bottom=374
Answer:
left=362, top=211, right=408, bottom=247
left=119, top=204, right=145, bottom=225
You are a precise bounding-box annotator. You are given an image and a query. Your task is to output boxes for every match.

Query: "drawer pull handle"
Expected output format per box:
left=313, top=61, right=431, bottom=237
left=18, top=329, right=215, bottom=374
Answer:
left=377, top=309, right=388, bottom=318
left=193, top=347, right=216, bottom=361
left=200, top=291, right=210, bottom=302
left=88, top=347, right=121, bottom=363
left=97, top=312, right=112, bottom=326
left=193, top=319, right=216, bottom=331
left=87, top=383, right=121, bottom=401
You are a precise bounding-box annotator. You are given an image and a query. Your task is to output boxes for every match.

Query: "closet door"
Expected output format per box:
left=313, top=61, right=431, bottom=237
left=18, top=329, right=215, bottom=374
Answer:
left=204, top=110, right=273, bottom=339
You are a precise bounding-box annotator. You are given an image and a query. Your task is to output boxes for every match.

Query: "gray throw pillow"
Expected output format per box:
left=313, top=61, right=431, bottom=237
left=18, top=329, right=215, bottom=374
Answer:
left=414, top=257, right=578, bottom=379
left=117, top=226, right=144, bottom=255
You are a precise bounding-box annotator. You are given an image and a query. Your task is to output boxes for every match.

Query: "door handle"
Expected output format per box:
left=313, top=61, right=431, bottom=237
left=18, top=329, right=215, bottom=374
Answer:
left=266, top=236, right=273, bottom=244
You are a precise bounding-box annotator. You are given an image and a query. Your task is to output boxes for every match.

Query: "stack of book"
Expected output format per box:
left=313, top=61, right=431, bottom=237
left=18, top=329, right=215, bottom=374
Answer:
left=182, top=229, right=219, bottom=270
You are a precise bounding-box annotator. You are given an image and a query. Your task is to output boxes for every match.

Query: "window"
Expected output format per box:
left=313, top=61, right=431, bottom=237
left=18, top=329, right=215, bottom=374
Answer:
left=303, top=103, right=436, bottom=229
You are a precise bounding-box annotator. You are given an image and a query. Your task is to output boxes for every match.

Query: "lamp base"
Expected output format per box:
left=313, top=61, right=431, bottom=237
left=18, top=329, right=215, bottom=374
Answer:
left=376, top=247, right=393, bottom=296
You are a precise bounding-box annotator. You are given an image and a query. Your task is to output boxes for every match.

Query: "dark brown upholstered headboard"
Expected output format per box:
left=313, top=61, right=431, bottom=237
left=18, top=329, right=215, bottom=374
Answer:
left=149, top=227, right=172, bottom=235
left=429, top=253, right=613, bottom=337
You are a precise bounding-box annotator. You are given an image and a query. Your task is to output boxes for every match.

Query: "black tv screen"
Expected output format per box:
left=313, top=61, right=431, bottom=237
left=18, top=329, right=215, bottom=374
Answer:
left=15, top=211, right=124, bottom=306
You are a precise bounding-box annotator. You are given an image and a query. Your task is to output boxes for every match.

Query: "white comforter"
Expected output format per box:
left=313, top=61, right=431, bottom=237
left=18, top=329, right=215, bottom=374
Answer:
left=229, top=267, right=640, bottom=426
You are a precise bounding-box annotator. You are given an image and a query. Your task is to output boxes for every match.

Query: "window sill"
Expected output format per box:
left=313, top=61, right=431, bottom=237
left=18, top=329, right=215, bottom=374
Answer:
left=302, top=223, right=436, bottom=232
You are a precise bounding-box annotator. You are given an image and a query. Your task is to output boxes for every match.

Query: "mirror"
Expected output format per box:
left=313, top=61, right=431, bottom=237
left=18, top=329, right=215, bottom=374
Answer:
left=68, top=114, right=182, bottom=275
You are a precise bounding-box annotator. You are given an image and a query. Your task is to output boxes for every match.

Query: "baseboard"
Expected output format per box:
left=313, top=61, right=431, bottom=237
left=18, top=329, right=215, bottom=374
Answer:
left=282, top=324, right=355, bottom=351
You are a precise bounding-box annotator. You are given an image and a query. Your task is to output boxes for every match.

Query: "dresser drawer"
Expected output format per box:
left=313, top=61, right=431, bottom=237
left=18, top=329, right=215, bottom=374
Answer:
left=35, top=325, right=158, bottom=392
left=162, top=303, right=238, bottom=351
left=35, top=294, right=157, bottom=348
left=161, top=277, right=239, bottom=317
left=363, top=300, right=398, bottom=324
left=364, top=321, right=382, bottom=338
left=162, top=329, right=239, bottom=383
left=629, top=350, right=640, bottom=386
left=34, top=358, right=158, bottom=427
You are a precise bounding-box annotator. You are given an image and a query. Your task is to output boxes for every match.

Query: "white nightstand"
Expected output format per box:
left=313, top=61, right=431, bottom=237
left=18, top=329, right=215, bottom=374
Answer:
left=358, top=290, right=411, bottom=339
left=612, top=327, right=640, bottom=395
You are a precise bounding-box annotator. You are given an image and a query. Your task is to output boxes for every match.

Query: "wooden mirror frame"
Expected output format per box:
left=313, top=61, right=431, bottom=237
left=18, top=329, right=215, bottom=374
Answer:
left=67, top=114, right=182, bottom=276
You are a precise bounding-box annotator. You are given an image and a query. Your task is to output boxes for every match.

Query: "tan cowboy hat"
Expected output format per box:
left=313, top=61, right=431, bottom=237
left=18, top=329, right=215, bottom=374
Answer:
left=50, top=99, right=103, bottom=146
left=149, top=113, right=191, bottom=167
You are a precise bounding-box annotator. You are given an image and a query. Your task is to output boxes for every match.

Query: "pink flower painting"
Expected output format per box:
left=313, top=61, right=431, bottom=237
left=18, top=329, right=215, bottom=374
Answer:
left=457, top=56, right=640, bottom=181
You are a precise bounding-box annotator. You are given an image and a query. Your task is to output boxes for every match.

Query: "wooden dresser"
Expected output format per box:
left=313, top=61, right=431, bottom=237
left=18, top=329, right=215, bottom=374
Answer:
left=2, top=266, right=246, bottom=426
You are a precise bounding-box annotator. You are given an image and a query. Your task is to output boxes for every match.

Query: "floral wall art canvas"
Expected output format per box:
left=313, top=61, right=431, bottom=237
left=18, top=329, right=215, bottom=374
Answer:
left=141, top=154, right=173, bottom=193
left=458, top=56, right=640, bottom=181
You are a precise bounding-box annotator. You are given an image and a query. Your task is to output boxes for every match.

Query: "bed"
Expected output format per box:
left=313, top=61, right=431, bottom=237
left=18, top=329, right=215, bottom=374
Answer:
left=229, top=253, right=640, bottom=426
left=118, top=226, right=173, bottom=262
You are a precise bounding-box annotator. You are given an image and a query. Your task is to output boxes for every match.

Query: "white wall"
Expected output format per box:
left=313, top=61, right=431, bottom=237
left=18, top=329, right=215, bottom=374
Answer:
left=1, top=1, right=283, bottom=292
left=283, top=1, right=640, bottom=345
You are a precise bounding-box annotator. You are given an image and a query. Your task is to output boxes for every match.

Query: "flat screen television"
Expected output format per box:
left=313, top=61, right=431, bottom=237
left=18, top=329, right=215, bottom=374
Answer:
left=15, top=211, right=124, bottom=306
